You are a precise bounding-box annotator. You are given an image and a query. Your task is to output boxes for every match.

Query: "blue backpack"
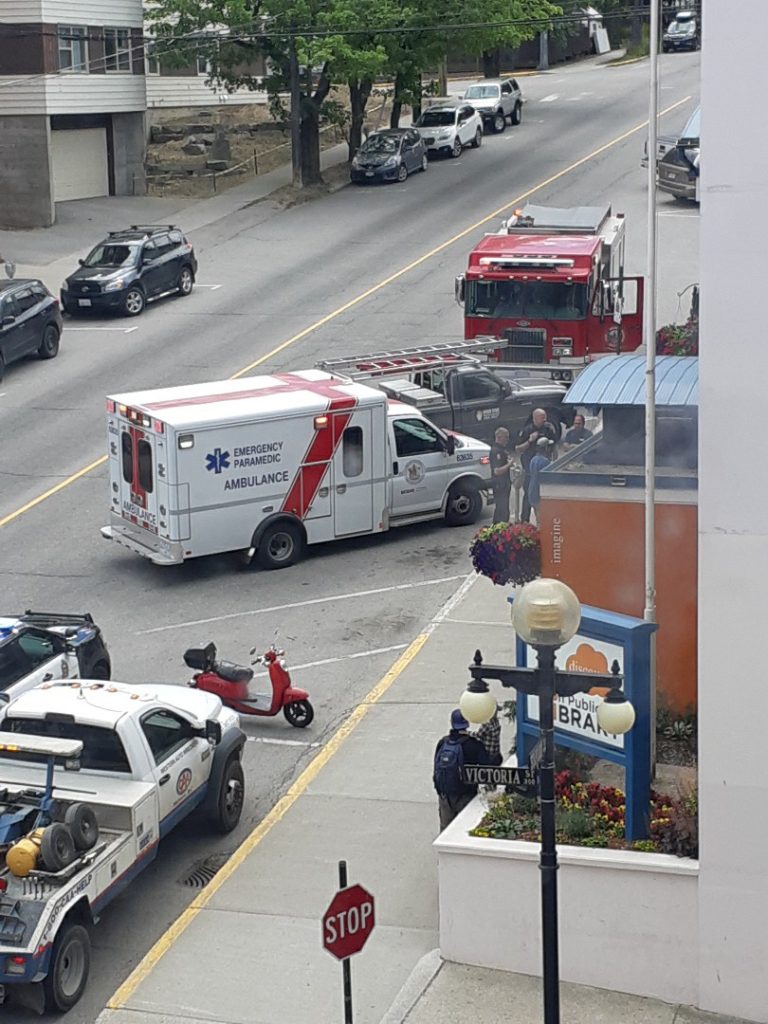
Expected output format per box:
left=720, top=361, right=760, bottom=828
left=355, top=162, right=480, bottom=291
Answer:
left=433, top=737, right=465, bottom=797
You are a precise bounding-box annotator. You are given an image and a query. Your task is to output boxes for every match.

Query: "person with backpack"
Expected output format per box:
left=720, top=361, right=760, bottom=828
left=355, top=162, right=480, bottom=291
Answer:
left=434, top=708, right=492, bottom=830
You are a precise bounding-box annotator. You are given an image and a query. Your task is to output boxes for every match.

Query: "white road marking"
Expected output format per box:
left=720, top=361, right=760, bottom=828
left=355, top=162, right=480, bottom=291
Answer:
left=247, top=736, right=320, bottom=747
left=65, top=325, right=139, bottom=334
left=540, top=94, right=559, bottom=103
left=250, top=643, right=409, bottom=679
left=194, top=284, right=223, bottom=290
left=659, top=212, right=698, bottom=218
left=139, top=575, right=467, bottom=634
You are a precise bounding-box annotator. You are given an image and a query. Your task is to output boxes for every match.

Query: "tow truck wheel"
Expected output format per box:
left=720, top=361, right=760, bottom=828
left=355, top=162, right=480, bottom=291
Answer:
left=43, top=921, right=91, bottom=1012
left=256, top=521, right=303, bottom=570
left=213, top=757, right=245, bottom=834
left=445, top=483, right=483, bottom=526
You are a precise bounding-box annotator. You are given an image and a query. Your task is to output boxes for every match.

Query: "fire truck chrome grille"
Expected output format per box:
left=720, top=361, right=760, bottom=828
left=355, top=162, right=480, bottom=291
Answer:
left=501, top=328, right=546, bottom=364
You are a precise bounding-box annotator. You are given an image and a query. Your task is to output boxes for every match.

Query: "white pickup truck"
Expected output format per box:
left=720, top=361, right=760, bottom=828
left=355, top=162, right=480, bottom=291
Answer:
left=0, top=680, right=245, bottom=1012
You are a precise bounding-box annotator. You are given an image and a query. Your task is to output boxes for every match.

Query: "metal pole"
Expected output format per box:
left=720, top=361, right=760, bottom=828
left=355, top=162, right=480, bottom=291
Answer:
left=536, top=645, right=560, bottom=1024
left=289, top=28, right=302, bottom=188
left=538, top=31, right=550, bottom=71
left=338, top=860, right=353, bottom=1024
left=644, top=0, right=659, bottom=770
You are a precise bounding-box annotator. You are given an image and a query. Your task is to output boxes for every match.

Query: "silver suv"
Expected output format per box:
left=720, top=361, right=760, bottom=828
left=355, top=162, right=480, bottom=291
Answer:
left=462, top=78, right=523, bottom=133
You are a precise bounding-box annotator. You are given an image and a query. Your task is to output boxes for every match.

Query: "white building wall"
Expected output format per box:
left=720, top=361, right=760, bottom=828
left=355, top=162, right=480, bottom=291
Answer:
left=146, top=76, right=267, bottom=109
left=698, top=2, right=768, bottom=1022
left=0, top=74, right=146, bottom=115
left=0, top=1, right=143, bottom=26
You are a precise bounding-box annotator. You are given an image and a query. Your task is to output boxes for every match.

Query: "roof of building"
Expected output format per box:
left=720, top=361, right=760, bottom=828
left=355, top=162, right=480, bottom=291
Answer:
left=565, top=355, right=698, bottom=407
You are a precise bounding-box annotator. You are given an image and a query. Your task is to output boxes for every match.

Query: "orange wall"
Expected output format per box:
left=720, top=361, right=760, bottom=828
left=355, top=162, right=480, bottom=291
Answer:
left=541, top=497, right=697, bottom=713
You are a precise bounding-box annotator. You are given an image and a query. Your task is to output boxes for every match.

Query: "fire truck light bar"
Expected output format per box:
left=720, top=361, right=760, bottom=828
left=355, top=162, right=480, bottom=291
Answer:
left=478, top=256, right=575, bottom=269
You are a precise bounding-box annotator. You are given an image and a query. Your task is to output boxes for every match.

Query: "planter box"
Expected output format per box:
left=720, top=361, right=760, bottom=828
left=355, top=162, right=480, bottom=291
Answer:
left=435, top=795, right=699, bottom=1005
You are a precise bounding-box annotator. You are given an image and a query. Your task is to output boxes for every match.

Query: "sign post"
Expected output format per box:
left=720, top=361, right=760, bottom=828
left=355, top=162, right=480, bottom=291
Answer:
left=322, top=862, right=375, bottom=1023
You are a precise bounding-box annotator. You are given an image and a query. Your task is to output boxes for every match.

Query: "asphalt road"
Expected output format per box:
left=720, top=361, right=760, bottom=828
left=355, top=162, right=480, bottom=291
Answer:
left=0, top=52, right=700, bottom=1021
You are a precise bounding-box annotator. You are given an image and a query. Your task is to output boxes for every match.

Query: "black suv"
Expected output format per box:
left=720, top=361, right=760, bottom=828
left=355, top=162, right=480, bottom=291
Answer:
left=0, top=278, right=62, bottom=382
left=61, top=225, right=198, bottom=318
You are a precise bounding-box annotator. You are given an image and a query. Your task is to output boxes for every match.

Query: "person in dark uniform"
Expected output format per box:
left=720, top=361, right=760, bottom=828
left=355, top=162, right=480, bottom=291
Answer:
left=489, top=427, right=514, bottom=524
left=515, top=409, right=558, bottom=522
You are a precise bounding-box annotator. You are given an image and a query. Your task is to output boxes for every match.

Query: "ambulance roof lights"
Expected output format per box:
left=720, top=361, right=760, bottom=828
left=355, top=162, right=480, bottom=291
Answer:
left=314, top=415, right=329, bottom=428
left=178, top=434, right=195, bottom=450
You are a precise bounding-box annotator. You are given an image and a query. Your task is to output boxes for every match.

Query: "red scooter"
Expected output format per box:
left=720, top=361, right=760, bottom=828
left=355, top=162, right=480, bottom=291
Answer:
left=184, top=641, right=314, bottom=727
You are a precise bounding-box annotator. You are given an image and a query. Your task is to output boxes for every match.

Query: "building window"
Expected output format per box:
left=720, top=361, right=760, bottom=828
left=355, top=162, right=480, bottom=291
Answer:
left=196, top=54, right=211, bottom=76
left=58, top=25, right=89, bottom=72
left=104, top=27, right=132, bottom=72
left=145, top=44, right=160, bottom=75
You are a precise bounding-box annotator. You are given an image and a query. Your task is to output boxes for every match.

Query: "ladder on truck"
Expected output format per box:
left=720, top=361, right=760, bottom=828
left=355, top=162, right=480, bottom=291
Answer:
left=317, top=339, right=502, bottom=381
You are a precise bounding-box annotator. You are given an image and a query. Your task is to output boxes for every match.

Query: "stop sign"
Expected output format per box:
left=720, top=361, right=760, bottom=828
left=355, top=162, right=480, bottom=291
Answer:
left=322, top=884, right=375, bottom=960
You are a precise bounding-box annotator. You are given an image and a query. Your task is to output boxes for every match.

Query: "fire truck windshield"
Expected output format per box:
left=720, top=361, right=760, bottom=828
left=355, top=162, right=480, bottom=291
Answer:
left=466, top=280, right=588, bottom=321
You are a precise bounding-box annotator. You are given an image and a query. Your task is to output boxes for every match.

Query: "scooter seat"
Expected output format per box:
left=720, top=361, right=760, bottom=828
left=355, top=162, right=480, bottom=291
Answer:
left=212, top=660, right=253, bottom=684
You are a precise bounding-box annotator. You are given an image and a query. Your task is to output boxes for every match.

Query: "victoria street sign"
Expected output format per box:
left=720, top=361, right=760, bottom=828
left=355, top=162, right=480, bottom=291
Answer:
left=322, top=861, right=375, bottom=1023
left=461, top=764, right=538, bottom=788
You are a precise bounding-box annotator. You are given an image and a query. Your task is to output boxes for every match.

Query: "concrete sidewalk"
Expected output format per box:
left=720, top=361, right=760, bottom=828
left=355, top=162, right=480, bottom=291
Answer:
left=92, top=571, right=749, bottom=1024
left=0, top=139, right=351, bottom=296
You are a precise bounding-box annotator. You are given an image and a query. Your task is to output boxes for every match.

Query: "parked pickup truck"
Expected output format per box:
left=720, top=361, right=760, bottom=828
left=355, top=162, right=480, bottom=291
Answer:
left=319, top=347, right=572, bottom=445
left=0, top=681, right=245, bottom=1012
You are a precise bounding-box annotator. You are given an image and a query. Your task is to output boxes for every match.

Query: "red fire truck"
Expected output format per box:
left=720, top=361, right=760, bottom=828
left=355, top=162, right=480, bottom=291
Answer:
left=455, top=204, right=644, bottom=381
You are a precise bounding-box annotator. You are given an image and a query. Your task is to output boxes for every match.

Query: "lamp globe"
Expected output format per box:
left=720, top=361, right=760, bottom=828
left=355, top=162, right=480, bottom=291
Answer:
left=512, top=578, right=581, bottom=647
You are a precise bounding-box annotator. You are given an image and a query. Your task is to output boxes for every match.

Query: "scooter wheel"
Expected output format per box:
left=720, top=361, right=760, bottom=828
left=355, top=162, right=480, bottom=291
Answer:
left=283, top=700, right=314, bottom=728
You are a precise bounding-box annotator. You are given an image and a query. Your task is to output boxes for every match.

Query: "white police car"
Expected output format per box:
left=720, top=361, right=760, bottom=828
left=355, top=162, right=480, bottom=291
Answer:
left=0, top=612, right=111, bottom=708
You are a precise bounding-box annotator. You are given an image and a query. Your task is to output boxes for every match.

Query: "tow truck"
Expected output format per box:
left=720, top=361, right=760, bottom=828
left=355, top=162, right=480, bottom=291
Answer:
left=0, top=681, right=245, bottom=1012
left=454, top=204, right=645, bottom=378
left=318, top=339, right=574, bottom=444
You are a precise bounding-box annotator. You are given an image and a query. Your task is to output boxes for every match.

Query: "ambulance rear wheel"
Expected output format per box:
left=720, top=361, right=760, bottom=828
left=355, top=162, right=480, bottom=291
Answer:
left=257, top=522, right=303, bottom=570
left=445, top=483, right=482, bottom=526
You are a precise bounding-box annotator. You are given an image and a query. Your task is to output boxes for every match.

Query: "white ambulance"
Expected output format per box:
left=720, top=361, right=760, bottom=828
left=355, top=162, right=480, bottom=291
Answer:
left=101, top=370, right=491, bottom=569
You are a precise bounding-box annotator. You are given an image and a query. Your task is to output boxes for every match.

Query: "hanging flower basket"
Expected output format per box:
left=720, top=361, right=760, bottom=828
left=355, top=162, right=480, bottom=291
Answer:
left=469, top=522, right=541, bottom=587
left=656, top=315, right=698, bottom=356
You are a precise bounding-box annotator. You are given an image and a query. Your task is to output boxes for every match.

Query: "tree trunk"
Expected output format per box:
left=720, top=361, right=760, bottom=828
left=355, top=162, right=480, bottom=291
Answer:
left=630, top=14, right=643, bottom=48
left=297, top=76, right=331, bottom=187
left=348, top=78, right=372, bottom=161
left=482, top=49, right=501, bottom=78
left=390, top=72, right=406, bottom=128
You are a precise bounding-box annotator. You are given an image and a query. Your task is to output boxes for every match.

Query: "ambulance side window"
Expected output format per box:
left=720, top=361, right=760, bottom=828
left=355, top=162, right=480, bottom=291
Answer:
left=121, top=432, right=133, bottom=484
left=342, top=427, right=364, bottom=478
left=137, top=440, right=154, bottom=493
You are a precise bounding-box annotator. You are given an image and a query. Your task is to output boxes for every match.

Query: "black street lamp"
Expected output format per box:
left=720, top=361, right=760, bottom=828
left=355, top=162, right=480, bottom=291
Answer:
left=459, top=578, right=636, bottom=1024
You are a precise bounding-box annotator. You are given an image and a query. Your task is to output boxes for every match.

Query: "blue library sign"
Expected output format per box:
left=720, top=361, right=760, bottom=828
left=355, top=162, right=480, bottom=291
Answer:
left=510, top=597, right=656, bottom=841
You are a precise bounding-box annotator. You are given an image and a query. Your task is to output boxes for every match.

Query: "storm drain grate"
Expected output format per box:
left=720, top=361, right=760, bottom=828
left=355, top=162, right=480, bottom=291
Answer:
left=179, top=853, right=230, bottom=889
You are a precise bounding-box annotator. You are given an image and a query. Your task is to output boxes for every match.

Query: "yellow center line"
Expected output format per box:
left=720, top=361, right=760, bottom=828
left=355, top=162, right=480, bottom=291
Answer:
left=0, top=95, right=690, bottom=535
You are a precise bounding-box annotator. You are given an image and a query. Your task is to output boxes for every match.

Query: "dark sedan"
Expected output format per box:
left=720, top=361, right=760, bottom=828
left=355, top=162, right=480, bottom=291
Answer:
left=0, top=277, right=62, bottom=382
left=350, top=129, right=428, bottom=184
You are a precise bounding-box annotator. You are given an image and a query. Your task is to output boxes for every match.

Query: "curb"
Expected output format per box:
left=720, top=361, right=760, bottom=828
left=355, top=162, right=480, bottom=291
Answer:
left=379, top=949, right=445, bottom=1024
left=605, top=55, right=649, bottom=67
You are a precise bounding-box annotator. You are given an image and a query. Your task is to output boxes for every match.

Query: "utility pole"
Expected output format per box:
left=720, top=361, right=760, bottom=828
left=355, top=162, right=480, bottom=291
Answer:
left=644, top=0, right=660, bottom=771
left=538, top=30, right=549, bottom=71
left=438, top=55, right=448, bottom=97
left=289, top=28, right=302, bottom=188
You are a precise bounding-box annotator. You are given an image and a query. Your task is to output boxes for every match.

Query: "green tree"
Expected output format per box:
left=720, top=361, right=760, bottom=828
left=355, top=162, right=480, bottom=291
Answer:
left=147, top=0, right=390, bottom=182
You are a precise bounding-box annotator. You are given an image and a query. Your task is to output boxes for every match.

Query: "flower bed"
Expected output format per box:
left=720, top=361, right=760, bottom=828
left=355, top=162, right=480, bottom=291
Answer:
left=468, top=522, right=541, bottom=586
left=469, top=770, right=698, bottom=857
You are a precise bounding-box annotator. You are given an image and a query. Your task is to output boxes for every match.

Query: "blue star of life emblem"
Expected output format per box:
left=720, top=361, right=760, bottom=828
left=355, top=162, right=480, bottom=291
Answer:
left=206, top=448, right=230, bottom=474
